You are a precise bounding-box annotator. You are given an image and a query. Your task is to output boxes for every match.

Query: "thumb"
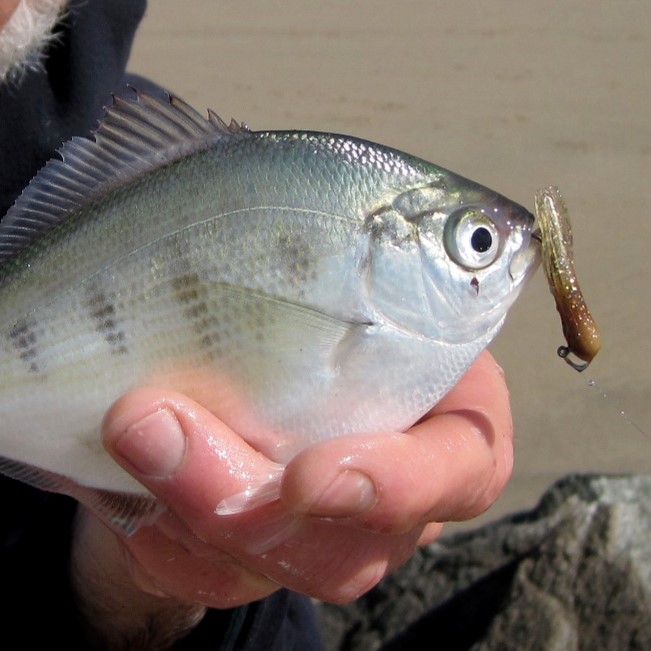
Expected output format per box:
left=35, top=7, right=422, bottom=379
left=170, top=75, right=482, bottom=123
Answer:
left=101, top=388, right=288, bottom=544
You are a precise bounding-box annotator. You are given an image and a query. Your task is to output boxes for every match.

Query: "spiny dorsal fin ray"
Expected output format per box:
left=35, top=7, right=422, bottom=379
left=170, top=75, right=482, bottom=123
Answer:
left=0, top=90, right=249, bottom=264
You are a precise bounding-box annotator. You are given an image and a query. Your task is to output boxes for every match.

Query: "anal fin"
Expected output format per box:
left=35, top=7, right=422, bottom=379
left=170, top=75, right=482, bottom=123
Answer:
left=0, top=456, right=161, bottom=534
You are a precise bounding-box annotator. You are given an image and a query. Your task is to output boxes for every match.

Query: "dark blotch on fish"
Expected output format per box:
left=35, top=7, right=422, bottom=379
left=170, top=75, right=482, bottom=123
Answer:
left=172, top=274, right=219, bottom=355
left=9, top=320, right=39, bottom=373
left=87, top=291, right=128, bottom=355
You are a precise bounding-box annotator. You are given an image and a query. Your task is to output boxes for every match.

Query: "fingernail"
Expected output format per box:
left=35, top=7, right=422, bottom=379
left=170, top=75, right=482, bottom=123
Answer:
left=114, top=409, right=186, bottom=478
left=304, top=470, right=377, bottom=518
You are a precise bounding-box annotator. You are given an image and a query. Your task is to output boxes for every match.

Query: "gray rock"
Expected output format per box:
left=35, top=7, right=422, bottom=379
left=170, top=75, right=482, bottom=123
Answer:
left=317, top=474, right=651, bottom=651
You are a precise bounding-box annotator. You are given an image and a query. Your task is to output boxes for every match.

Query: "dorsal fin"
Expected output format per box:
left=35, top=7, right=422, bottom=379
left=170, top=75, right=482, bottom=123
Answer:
left=0, top=90, right=249, bottom=264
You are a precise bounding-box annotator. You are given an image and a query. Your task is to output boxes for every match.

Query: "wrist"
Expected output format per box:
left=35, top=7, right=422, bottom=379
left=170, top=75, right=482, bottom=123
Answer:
left=71, top=508, right=207, bottom=649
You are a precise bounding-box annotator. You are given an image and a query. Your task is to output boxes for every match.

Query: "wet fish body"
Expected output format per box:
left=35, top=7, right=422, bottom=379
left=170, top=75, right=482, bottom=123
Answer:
left=0, top=93, right=539, bottom=499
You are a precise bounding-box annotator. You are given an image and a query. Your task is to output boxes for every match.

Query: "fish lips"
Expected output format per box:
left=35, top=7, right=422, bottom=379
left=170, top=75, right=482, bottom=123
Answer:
left=509, top=230, right=541, bottom=285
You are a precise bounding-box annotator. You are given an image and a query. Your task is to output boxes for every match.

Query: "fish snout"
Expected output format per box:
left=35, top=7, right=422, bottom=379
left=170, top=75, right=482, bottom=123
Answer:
left=508, top=232, right=541, bottom=283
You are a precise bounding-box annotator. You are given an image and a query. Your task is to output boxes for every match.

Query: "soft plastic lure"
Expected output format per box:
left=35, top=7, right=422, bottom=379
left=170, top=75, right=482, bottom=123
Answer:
left=534, top=186, right=601, bottom=371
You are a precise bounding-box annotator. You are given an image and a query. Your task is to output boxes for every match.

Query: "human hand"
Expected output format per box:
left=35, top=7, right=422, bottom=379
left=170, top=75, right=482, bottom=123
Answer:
left=71, top=350, right=512, bottom=642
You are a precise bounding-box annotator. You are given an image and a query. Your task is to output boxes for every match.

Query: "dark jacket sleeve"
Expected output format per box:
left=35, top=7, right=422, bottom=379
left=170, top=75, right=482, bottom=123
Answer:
left=0, top=0, right=146, bottom=216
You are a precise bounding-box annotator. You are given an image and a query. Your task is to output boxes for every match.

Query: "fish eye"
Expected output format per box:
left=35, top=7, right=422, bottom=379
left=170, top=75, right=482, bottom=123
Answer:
left=444, top=208, right=500, bottom=270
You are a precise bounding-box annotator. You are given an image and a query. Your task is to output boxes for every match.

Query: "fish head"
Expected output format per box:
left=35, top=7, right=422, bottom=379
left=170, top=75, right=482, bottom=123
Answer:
left=366, top=173, right=540, bottom=344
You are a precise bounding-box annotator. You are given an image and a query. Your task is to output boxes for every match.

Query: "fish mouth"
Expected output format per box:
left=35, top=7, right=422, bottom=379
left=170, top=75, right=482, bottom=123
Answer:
left=495, top=200, right=540, bottom=283
left=509, top=230, right=541, bottom=284
left=530, top=201, right=543, bottom=242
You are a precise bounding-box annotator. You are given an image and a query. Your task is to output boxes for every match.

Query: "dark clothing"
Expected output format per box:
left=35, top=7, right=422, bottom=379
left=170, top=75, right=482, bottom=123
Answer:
left=0, top=0, right=146, bottom=217
left=0, top=2, right=324, bottom=648
left=0, top=477, right=323, bottom=648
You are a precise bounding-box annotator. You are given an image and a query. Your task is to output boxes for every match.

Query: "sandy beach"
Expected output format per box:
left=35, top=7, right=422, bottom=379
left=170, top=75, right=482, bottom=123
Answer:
left=128, top=1, right=651, bottom=530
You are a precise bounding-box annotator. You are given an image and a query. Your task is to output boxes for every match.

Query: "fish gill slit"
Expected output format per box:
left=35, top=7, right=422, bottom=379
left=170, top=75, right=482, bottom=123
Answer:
left=86, top=291, right=128, bottom=355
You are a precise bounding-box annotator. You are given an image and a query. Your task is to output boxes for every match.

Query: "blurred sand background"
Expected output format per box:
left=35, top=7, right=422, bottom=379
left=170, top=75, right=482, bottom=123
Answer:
left=128, top=1, right=651, bottom=531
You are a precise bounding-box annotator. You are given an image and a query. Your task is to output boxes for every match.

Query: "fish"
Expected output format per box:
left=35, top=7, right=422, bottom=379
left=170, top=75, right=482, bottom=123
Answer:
left=534, top=186, right=601, bottom=371
left=0, top=91, right=540, bottom=525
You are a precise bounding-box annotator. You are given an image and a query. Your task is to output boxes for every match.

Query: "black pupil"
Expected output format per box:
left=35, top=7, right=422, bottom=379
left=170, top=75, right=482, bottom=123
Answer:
left=471, top=227, right=492, bottom=253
